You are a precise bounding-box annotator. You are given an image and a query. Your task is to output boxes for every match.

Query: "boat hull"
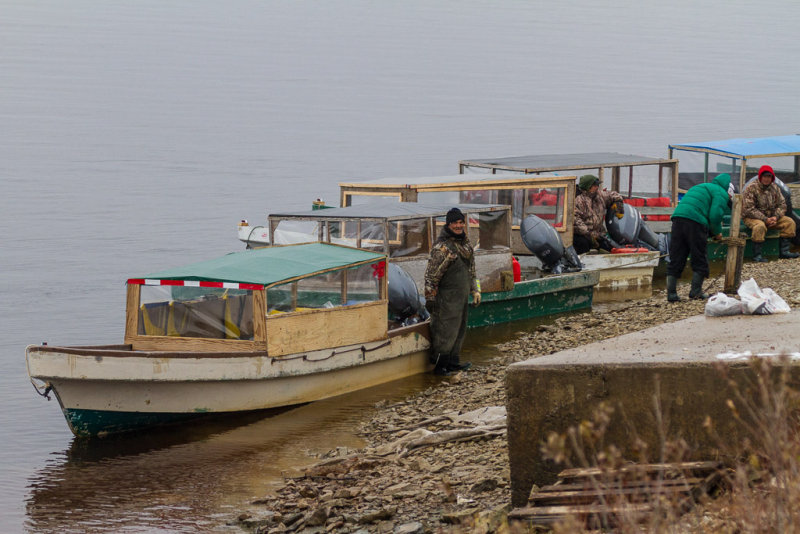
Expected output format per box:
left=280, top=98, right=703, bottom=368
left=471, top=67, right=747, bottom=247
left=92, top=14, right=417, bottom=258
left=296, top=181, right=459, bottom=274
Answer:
left=579, top=251, right=661, bottom=291
left=468, top=271, right=599, bottom=327
left=26, top=326, right=430, bottom=437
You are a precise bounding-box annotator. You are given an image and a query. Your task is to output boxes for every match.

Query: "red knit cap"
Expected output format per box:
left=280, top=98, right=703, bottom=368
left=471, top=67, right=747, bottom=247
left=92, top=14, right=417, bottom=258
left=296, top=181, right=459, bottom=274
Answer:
left=758, top=165, right=775, bottom=183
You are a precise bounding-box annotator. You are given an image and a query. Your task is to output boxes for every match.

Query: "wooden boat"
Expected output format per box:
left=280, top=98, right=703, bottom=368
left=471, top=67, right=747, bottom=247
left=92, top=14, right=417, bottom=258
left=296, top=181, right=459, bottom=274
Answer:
left=239, top=200, right=598, bottom=327
left=336, top=173, right=658, bottom=294
left=457, top=152, right=679, bottom=234
left=26, top=243, right=431, bottom=438
left=670, top=135, right=800, bottom=260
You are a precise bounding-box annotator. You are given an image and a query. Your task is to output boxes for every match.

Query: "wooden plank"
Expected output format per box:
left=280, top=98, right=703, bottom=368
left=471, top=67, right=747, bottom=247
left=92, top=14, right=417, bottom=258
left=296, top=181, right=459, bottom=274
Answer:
left=724, top=195, right=744, bottom=293
left=124, top=283, right=141, bottom=344
left=266, top=300, right=387, bottom=356
left=130, top=336, right=267, bottom=352
left=530, top=484, right=695, bottom=506
left=557, top=461, right=721, bottom=483
left=537, top=476, right=707, bottom=494
left=253, top=289, right=267, bottom=342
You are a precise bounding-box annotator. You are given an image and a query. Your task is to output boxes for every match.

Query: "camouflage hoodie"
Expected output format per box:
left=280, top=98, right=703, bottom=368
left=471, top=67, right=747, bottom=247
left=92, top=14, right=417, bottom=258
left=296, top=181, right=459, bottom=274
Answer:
left=742, top=165, right=786, bottom=221
left=424, top=228, right=478, bottom=298
left=574, top=188, right=625, bottom=239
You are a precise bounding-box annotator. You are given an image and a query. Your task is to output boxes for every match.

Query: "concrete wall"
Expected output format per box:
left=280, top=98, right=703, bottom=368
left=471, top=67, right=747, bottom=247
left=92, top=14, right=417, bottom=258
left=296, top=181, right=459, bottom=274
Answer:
left=505, top=360, right=797, bottom=507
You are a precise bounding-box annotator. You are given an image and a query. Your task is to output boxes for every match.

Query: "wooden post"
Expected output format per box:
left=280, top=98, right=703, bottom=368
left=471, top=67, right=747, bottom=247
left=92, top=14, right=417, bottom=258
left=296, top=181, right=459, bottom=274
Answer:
left=724, top=195, right=744, bottom=293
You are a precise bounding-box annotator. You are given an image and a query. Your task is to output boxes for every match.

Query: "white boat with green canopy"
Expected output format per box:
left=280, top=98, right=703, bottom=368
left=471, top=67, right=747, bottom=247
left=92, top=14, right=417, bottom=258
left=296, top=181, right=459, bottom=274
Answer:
left=26, top=242, right=431, bottom=438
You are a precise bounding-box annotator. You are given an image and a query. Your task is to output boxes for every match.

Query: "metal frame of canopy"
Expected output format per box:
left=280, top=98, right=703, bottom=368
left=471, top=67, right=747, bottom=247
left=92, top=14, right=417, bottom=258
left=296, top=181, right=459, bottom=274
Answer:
left=669, top=135, right=800, bottom=193
left=457, top=153, right=679, bottom=207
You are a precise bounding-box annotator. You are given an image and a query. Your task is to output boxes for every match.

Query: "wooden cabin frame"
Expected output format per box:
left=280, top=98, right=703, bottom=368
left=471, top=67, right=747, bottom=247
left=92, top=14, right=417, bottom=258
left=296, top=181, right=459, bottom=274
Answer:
left=124, top=256, right=388, bottom=356
left=338, top=176, right=576, bottom=249
left=457, top=153, right=680, bottom=207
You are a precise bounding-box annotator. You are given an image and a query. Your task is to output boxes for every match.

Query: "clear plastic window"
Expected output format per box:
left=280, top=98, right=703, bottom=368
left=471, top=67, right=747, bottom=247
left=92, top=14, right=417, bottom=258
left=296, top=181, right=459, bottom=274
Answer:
left=359, top=221, right=387, bottom=253
left=474, top=210, right=510, bottom=250
left=272, top=220, right=323, bottom=245
left=388, top=218, right=430, bottom=257
left=138, top=285, right=254, bottom=340
left=267, top=263, right=381, bottom=315
left=524, top=187, right=565, bottom=228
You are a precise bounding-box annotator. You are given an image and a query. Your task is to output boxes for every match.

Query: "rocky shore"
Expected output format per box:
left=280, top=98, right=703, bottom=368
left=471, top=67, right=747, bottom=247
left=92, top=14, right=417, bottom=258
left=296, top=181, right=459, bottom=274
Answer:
left=232, top=259, right=800, bottom=533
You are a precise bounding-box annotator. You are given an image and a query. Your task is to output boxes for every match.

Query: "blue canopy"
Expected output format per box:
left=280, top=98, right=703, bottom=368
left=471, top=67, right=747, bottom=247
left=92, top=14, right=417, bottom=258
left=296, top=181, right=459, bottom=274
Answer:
left=670, top=135, right=800, bottom=158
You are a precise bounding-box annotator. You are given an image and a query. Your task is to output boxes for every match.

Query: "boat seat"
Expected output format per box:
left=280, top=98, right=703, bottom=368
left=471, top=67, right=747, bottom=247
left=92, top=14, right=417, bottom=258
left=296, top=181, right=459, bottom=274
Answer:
left=223, top=294, right=254, bottom=340
left=169, top=298, right=227, bottom=339
left=139, top=301, right=170, bottom=336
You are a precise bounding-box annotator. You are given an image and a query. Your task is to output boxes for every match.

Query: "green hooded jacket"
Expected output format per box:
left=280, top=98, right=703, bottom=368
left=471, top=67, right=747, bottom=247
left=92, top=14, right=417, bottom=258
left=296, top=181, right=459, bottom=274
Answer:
left=671, top=173, right=731, bottom=236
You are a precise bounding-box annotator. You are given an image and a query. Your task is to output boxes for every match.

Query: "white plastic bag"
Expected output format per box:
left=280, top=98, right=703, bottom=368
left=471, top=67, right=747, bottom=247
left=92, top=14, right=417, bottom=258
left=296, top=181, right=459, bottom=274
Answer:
left=736, top=278, right=791, bottom=315
left=704, top=292, right=743, bottom=317
left=763, top=288, right=791, bottom=314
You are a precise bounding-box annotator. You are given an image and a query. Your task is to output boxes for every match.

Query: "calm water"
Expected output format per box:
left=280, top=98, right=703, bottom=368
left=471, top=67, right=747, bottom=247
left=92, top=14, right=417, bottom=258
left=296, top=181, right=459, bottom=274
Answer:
left=2, top=1, right=799, bottom=531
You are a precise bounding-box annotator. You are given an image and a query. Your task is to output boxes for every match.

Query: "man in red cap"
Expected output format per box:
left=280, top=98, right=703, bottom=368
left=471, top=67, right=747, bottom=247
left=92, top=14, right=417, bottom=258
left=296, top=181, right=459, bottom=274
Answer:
left=742, top=165, right=799, bottom=261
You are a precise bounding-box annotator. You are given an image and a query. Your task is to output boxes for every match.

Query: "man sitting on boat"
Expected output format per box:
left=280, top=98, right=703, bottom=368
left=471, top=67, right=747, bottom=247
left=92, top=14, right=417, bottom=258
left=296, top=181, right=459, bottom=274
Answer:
left=424, top=208, right=479, bottom=376
left=573, top=174, right=625, bottom=254
left=742, top=165, right=800, bottom=262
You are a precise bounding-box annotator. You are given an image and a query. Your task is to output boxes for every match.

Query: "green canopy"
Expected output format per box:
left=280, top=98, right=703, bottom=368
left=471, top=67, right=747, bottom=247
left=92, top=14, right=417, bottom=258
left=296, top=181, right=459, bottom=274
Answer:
left=142, top=243, right=384, bottom=287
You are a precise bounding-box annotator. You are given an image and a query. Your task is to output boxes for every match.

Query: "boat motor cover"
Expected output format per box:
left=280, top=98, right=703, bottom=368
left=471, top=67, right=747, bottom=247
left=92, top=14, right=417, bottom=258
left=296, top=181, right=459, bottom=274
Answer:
left=520, top=215, right=564, bottom=268
left=387, top=262, right=424, bottom=320
left=744, top=176, right=800, bottom=246
left=637, top=220, right=660, bottom=249
left=605, top=203, right=642, bottom=246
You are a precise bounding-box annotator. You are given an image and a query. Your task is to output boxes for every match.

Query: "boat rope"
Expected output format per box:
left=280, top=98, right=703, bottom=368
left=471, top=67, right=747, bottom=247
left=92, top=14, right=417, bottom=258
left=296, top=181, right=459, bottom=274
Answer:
left=31, top=379, right=53, bottom=401
left=271, top=340, right=392, bottom=364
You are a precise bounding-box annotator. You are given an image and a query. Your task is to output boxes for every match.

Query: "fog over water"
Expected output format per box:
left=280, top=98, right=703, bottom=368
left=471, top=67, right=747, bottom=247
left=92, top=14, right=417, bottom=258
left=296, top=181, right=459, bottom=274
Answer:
left=2, top=1, right=799, bottom=531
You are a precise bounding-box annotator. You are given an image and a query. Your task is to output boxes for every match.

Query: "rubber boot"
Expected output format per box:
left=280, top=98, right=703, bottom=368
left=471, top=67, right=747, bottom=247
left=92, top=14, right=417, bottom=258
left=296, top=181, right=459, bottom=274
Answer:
left=688, top=272, right=709, bottom=300
left=666, top=275, right=681, bottom=302
left=751, top=241, right=768, bottom=263
left=779, top=237, right=800, bottom=259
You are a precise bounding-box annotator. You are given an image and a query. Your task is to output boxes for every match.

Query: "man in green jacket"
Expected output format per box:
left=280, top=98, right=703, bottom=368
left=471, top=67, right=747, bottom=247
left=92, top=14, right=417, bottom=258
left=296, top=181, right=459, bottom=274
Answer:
left=666, top=173, right=731, bottom=302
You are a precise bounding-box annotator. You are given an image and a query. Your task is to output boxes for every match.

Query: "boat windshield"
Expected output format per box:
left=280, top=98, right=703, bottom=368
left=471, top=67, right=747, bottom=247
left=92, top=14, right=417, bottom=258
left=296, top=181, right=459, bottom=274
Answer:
left=418, top=188, right=564, bottom=228
left=138, top=286, right=255, bottom=340
left=267, top=262, right=380, bottom=314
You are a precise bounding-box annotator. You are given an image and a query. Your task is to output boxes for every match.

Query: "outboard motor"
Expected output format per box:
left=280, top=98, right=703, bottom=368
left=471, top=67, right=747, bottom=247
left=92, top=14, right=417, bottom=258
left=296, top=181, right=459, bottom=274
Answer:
left=520, top=215, right=582, bottom=273
left=606, top=203, right=659, bottom=250
left=387, top=263, right=428, bottom=323
left=744, top=176, right=800, bottom=246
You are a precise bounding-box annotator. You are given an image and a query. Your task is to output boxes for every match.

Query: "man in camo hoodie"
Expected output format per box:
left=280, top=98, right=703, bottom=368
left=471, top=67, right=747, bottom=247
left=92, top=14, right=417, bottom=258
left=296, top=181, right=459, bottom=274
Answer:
left=573, top=174, right=625, bottom=254
left=742, top=165, right=799, bottom=262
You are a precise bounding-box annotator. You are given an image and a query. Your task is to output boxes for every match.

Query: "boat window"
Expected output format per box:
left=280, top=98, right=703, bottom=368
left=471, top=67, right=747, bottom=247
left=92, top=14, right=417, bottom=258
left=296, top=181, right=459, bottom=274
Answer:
left=524, top=187, right=565, bottom=228
left=473, top=210, right=510, bottom=250
left=388, top=218, right=429, bottom=257
left=137, top=285, right=254, bottom=340
left=267, top=263, right=382, bottom=314
left=272, top=220, right=324, bottom=245
left=674, top=150, right=798, bottom=192
left=359, top=221, right=387, bottom=253
left=346, top=262, right=382, bottom=304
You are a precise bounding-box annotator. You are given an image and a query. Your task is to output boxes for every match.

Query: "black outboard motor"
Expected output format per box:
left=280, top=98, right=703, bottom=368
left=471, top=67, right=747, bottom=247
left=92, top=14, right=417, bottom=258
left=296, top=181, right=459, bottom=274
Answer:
left=605, top=203, right=659, bottom=250
left=387, top=263, right=428, bottom=323
left=744, top=176, right=800, bottom=246
left=520, top=214, right=581, bottom=273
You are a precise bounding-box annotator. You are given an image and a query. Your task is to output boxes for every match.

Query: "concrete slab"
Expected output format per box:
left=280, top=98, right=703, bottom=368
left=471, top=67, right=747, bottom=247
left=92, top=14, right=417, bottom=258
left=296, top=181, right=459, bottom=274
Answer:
left=506, top=311, right=800, bottom=506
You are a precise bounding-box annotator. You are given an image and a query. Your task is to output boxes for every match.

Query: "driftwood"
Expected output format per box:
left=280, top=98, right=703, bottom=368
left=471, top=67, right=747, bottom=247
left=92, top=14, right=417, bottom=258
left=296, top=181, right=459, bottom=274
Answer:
left=371, top=406, right=507, bottom=457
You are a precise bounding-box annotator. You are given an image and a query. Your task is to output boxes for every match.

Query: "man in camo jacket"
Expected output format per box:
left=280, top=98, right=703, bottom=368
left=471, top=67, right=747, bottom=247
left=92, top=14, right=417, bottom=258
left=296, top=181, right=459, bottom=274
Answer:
left=573, top=174, right=625, bottom=254
left=742, top=165, right=799, bottom=262
left=424, top=208, right=480, bottom=376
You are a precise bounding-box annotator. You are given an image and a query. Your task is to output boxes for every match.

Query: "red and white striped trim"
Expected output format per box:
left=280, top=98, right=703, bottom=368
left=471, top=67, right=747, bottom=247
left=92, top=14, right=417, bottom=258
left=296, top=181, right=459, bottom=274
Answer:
left=127, top=279, right=264, bottom=291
